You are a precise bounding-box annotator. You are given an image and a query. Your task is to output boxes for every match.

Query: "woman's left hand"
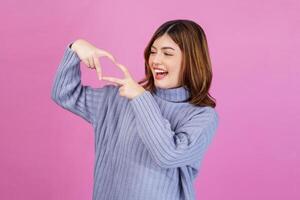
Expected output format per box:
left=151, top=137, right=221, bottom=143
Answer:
left=102, top=62, right=146, bottom=100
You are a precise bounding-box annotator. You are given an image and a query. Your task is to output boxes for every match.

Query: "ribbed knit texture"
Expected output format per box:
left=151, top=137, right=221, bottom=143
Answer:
left=51, top=44, right=219, bottom=200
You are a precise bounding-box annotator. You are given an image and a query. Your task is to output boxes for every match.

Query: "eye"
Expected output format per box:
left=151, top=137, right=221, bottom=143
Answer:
left=150, top=51, right=173, bottom=56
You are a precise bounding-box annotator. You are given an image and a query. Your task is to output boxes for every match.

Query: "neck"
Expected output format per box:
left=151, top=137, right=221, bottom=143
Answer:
left=153, top=85, right=190, bottom=103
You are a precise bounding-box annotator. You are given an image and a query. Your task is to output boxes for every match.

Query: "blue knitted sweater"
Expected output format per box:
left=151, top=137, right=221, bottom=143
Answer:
left=51, top=44, right=219, bottom=200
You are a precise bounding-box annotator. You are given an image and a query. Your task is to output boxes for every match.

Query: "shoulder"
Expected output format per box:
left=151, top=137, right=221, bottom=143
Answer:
left=175, top=106, right=219, bottom=142
left=188, top=106, right=219, bottom=128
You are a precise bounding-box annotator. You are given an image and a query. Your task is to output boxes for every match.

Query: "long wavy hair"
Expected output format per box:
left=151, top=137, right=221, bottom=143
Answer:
left=138, top=19, right=217, bottom=108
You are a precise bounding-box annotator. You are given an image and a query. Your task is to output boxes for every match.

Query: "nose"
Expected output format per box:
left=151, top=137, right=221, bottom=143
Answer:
left=152, top=53, right=163, bottom=65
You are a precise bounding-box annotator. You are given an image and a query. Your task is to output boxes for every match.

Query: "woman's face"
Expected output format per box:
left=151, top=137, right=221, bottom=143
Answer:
left=148, top=34, right=183, bottom=89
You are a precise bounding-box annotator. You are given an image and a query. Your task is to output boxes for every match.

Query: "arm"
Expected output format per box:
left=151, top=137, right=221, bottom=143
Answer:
left=51, top=43, right=113, bottom=125
left=129, top=91, right=219, bottom=169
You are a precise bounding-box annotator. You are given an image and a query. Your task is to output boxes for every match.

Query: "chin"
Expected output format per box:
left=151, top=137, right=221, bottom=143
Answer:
left=154, top=82, right=173, bottom=89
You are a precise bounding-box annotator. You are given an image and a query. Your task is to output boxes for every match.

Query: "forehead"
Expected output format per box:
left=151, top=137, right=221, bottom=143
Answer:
left=151, top=34, right=179, bottom=50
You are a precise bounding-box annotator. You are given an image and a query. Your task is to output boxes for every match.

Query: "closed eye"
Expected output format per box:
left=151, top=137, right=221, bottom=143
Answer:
left=150, top=51, right=173, bottom=56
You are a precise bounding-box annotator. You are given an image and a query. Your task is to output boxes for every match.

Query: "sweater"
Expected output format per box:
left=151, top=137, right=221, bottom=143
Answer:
left=51, top=44, right=219, bottom=200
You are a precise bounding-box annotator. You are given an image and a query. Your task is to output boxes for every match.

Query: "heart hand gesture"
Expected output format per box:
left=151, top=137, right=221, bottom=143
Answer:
left=71, top=39, right=146, bottom=100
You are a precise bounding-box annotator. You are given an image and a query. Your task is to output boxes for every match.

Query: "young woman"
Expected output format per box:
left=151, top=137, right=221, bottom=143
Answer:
left=51, top=19, right=219, bottom=200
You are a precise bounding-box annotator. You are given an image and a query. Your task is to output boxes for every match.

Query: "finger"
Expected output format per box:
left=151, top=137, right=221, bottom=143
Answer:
left=83, top=60, right=90, bottom=68
left=86, top=58, right=92, bottom=68
left=93, top=56, right=102, bottom=80
left=102, top=76, right=124, bottom=85
left=97, top=49, right=116, bottom=63
left=88, top=57, right=95, bottom=69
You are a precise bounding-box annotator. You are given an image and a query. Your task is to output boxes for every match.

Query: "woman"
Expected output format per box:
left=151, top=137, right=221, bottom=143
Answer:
left=51, top=19, right=219, bottom=200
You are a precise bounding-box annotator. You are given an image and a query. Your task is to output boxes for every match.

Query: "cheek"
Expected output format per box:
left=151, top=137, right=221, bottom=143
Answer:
left=172, top=70, right=180, bottom=78
left=168, top=62, right=181, bottom=74
left=148, top=58, right=152, bottom=66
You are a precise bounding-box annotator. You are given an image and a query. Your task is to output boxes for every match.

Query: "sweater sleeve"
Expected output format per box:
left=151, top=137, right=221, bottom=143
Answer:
left=51, top=43, right=112, bottom=125
left=129, top=91, right=219, bottom=169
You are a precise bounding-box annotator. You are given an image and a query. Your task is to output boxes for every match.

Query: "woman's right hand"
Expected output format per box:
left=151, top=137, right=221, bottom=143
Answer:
left=71, top=39, right=116, bottom=80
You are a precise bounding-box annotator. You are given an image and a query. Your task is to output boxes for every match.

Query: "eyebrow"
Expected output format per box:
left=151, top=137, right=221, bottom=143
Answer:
left=151, top=45, right=175, bottom=51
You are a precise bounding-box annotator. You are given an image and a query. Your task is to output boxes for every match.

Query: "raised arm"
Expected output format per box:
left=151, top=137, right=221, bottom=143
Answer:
left=51, top=43, right=113, bottom=125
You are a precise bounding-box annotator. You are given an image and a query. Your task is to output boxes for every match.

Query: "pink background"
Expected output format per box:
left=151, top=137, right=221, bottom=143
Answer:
left=0, top=0, right=299, bottom=199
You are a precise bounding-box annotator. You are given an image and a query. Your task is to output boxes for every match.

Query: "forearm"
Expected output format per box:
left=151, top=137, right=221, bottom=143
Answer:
left=130, top=91, right=218, bottom=168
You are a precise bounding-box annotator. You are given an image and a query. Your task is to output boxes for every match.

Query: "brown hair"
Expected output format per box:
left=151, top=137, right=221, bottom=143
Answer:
left=138, top=19, right=217, bottom=108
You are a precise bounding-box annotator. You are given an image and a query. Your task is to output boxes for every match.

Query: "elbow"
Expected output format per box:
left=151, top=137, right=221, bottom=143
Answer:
left=152, top=155, right=179, bottom=169
left=51, top=92, right=58, bottom=104
left=50, top=86, right=62, bottom=105
left=151, top=145, right=206, bottom=169
left=154, top=160, right=172, bottom=169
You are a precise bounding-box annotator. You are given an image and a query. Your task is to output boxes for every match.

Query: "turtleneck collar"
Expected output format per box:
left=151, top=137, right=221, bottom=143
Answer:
left=152, top=85, right=191, bottom=103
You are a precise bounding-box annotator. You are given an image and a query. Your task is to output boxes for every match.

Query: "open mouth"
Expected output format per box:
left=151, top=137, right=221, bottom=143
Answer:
left=154, top=69, right=168, bottom=79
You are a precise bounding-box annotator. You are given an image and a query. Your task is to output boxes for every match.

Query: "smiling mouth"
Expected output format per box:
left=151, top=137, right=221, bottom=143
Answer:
left=153, top=68, right=168, bottom=74
left=154, top=70, right=168, bottom=80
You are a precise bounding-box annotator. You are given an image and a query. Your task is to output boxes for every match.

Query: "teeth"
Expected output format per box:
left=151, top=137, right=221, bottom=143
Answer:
left=154, top=69, right=167, bottom=73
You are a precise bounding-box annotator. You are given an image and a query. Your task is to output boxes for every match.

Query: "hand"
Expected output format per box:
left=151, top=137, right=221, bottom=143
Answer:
left=71, top=39, right=116, bottom=80
left=101, top=63, right=146, bottom=100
